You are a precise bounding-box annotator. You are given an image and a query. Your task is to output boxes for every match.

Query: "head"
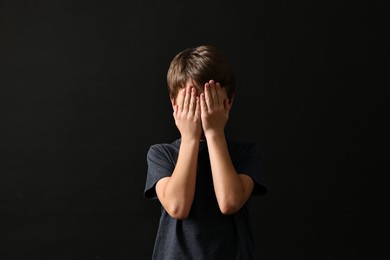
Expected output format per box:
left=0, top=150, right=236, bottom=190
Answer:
left=167, top=45, right=235, bottom=105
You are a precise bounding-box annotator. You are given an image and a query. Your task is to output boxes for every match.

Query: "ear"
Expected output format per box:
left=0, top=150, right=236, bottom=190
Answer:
left=170, top=97, right=176, bottom=109
left=228, top=93, right=235, bottom=109
left=224, top=93, right=235, bottom=112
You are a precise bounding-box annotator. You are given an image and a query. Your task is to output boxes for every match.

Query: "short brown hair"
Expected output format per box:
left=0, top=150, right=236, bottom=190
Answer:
left=167, top=45, right=235, bottom=100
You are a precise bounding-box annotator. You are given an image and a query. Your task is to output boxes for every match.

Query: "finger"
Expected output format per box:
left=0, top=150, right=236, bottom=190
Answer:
left=204, top=82, right=212, bottom=109
left=200, top=93, right=208, bottom=114
left=183, top=86, right=191, bottom=112
left=178, top=88, right=185, bottom=112
left=188, top=87, right=196, bottom=116
left=209, top=80, right=218, bottom=106
left=215, top=82, right=222, bottom=106
left=195, top=96, right=201, bottom=120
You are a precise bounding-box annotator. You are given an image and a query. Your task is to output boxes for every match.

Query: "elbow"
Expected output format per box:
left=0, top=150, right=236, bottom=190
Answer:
left=166, top=205, right=191, bottom=220
left=218, top=200, right=241, bottom=215
left=169, top=211, right=190, bottom=220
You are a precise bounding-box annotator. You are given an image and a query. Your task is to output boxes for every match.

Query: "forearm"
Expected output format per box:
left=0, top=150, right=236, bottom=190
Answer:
left=206, top=132, right=247, bottom=214
left=163, top=137, right=199, bottom=218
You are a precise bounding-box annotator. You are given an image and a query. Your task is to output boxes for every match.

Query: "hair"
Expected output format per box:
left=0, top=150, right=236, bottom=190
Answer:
left=167, top=45, right=235, bottom=100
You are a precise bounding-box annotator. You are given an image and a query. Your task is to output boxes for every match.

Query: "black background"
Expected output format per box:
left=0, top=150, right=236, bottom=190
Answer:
left=0, top=0, right=386, bottom=259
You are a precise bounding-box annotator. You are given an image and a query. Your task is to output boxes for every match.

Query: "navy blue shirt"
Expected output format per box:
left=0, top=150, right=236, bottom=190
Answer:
left=144, top=138, right=267, bottom=260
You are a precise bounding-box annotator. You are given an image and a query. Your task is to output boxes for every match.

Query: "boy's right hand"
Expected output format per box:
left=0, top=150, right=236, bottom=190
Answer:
left=173, top=86, right=202, bottom=140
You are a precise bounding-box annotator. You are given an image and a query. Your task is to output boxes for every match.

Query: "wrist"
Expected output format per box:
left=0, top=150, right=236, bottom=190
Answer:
left=204, top=129, right=225, bottom=141
left=181, top=134, right=201, bottom=143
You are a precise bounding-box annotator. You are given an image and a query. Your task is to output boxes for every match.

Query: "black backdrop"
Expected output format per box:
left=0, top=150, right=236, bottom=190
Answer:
left=1, top=1, right=386, bottom=259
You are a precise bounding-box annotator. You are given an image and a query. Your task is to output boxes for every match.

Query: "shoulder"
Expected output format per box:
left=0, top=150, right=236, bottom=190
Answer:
left=147, top=139, right=181, bottom=160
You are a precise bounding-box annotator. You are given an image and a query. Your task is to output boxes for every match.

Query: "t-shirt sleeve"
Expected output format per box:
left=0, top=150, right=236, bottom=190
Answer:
left=235, top=143, right=267, bottom=196
left=144, top=144, right=175, bottom=199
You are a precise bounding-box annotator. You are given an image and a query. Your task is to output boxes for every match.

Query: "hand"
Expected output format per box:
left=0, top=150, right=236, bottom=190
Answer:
left=173, top=86, right=202, bottom=140
left=200, top=80, right=232, bottom=137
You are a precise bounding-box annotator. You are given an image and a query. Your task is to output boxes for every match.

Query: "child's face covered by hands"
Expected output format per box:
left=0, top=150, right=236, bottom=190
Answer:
left=171, top=80, right=234, bottom=140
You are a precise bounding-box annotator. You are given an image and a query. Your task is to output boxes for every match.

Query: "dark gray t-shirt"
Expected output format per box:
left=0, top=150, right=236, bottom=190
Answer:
left=144, top=138, right=267, bottom=260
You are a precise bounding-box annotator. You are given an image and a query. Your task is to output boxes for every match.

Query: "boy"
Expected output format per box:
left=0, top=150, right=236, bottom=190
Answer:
left=144, top=45, right=267, bottom=259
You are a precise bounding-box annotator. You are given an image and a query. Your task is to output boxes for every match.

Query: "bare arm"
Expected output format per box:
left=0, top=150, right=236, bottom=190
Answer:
left=206, top=134, right=254, bottom=214
left=201, top=80, right=254, bottom=215
left=156, top=86, right=201, bottom=220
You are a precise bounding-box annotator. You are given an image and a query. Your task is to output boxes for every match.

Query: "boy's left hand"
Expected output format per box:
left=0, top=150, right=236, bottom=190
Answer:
left=200, top=80, right=232, bottom=137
